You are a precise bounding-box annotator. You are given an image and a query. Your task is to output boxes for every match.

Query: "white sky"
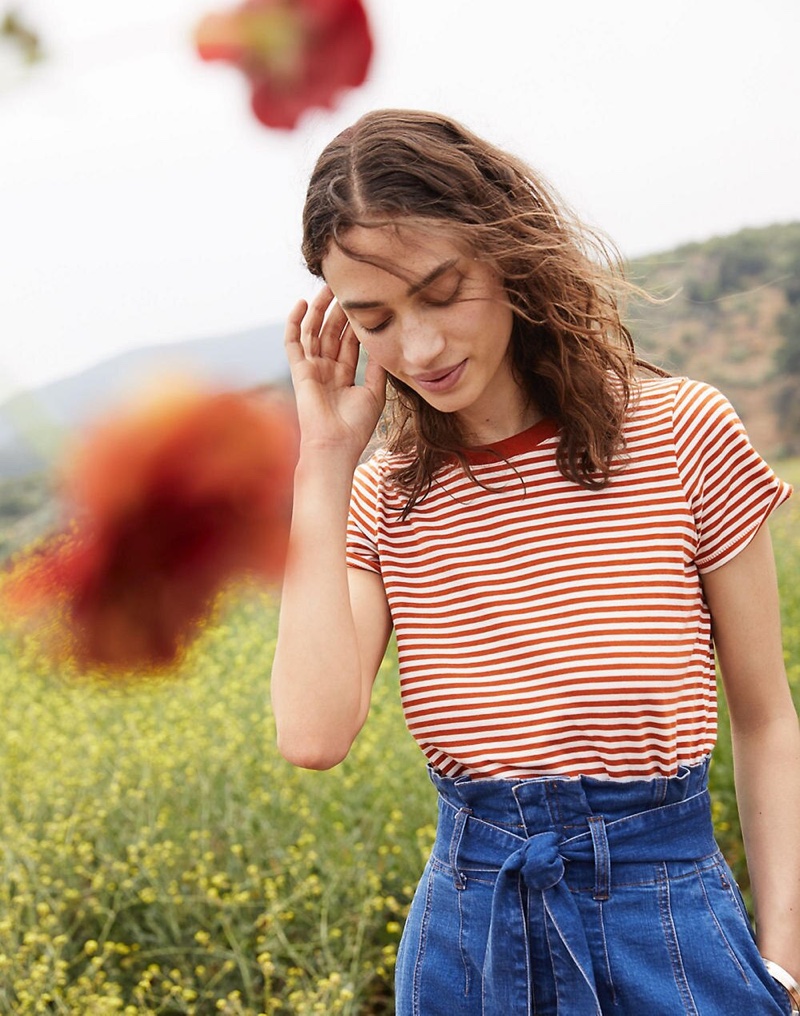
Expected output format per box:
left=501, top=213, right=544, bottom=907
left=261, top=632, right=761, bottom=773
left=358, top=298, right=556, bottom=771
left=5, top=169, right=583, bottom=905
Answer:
left=1, top=0, right=799, bottom=397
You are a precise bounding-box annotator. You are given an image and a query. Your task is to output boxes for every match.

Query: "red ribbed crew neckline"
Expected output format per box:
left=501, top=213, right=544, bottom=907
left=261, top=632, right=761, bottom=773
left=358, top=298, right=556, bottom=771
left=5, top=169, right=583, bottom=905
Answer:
left=463, top=417, right=559, bottom=464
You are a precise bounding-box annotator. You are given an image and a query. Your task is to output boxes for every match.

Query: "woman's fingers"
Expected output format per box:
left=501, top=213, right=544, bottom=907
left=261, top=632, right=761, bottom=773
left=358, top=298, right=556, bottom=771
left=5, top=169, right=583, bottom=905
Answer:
left=300, top=286, right=334, bottom=357
left=363, top=349, right=387, bottom=399
left=284, top=299, right=309, bottom=367
left=319, top=301, right=350, bottom=360
left=337, top=322, right=361, bottom=374
left=296, top=285, right=358, bottom=365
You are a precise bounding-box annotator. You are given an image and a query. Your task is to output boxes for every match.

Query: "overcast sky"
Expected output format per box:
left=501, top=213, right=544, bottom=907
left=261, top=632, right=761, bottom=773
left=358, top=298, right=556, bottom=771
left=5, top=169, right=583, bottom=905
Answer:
left=1, top=0, right=799, bottom=397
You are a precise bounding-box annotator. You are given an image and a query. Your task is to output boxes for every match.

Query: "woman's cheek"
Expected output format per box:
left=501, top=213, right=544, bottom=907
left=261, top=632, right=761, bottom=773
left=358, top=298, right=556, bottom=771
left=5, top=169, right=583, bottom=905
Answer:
left=358, top=334, right=392, bottom=370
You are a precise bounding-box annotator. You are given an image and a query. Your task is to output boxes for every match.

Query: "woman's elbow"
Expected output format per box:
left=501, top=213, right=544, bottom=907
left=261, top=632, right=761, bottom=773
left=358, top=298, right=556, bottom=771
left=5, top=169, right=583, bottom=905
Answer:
left=275, top=729, right=352, bottom=771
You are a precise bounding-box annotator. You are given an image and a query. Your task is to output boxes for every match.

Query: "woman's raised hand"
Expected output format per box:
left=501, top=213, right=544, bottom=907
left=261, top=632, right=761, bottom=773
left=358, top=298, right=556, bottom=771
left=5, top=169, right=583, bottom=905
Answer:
left=284, top=286, right=386, bottom=461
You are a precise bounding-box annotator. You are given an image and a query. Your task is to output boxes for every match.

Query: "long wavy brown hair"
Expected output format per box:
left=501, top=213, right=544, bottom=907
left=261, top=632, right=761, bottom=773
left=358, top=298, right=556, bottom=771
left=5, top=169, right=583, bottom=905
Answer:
left=302, top=108, right=663, bottom=514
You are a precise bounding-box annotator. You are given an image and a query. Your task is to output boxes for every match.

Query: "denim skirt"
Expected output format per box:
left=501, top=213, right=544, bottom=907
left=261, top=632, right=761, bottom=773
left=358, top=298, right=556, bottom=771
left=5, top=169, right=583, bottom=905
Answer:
left=395, top=760, right=792, bottom=1015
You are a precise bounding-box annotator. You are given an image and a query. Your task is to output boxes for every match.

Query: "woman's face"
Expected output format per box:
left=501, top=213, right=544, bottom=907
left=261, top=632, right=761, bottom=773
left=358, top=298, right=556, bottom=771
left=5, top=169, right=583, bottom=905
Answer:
left=322, top=222, right=526, bottom=442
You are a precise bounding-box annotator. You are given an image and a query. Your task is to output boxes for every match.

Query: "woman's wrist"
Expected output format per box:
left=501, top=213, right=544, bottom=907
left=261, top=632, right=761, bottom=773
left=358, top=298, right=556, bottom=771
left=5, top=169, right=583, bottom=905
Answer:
left=296, top=440, right=363, bottom=477
left=763, top=958, right=800, bottom=1014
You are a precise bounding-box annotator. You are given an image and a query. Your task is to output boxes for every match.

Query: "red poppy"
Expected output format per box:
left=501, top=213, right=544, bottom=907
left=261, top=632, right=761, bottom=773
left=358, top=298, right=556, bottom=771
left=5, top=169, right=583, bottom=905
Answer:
left=194, top=0, right=373, bottom=129
left=1, top=383, right=298, bottom=674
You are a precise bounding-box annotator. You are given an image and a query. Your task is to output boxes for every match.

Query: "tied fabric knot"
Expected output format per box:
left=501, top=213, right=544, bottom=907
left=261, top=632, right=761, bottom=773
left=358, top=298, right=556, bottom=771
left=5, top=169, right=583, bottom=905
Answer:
left=503, top=830, right=565, bottom=890
left=482, top=830, right=602, bottom=1015
left=436, top=776, right=715, bottom=1014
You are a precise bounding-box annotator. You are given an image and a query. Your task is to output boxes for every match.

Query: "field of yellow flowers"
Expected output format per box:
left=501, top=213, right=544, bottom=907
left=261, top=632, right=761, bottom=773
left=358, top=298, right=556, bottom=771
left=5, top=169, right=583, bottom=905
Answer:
left=0, top=462, right=798, bottom=1015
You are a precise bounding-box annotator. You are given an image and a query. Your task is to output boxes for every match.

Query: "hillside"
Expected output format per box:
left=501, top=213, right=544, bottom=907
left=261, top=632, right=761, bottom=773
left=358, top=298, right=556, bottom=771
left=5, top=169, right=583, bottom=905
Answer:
left=0, top=322, right=288, bottom=478
left=1, top=222, right=798, bottom=559
left=627, top=221, right=800, bottom=456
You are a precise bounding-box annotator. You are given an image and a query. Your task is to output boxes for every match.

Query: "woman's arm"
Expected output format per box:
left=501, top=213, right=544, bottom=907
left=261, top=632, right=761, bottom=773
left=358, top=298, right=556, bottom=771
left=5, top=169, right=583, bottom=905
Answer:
left=701, top=523, right=800, bottom=980
left=271, top=454, right=392, bottom=769
left=270, top=290, right=392, bottom=770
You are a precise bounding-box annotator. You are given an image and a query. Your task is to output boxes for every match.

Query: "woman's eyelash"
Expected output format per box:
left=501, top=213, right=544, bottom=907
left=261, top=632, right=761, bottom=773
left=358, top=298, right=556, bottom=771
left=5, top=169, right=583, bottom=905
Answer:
left=359, top=279, right=464, bottom=333
left=362, top=319, right=391, bottom=335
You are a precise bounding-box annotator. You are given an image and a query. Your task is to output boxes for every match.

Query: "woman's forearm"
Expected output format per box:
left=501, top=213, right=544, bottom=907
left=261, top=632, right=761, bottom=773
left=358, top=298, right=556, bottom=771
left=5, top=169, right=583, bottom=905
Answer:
left=270, top=451, right=376, bottom=770
left=702, top=526, right=800, bottom=980
left=732, top=700, right=800, bottom=979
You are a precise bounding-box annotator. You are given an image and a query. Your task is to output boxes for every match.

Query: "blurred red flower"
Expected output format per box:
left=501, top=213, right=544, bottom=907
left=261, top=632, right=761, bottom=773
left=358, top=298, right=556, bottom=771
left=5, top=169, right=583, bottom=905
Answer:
left=1, top=383, right=298, bottom=673
left=195, top=0, right=373, bottom=129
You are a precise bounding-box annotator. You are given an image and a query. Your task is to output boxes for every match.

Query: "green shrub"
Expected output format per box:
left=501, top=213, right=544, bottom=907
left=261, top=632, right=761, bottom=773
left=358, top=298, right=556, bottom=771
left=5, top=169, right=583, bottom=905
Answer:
left=0, top=462, right=797, bottom=1013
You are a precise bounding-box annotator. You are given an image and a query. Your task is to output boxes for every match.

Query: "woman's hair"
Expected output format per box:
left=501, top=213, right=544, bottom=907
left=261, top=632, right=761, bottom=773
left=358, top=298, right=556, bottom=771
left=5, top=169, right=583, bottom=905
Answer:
left=302, top=108, right=662, bottom=514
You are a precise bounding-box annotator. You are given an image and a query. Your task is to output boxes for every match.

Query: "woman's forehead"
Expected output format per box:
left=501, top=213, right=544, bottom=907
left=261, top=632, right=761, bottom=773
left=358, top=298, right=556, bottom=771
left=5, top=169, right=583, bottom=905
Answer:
left=337, top=220, right=462, bottom=258
left=322, top=221, right=469, bottom=286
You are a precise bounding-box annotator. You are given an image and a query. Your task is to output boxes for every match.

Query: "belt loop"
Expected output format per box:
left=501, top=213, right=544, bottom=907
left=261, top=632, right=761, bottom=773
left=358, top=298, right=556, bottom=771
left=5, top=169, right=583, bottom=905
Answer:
left=449, top=807, right=470, bottom=890
left=588, top=815, right=611, bottom=901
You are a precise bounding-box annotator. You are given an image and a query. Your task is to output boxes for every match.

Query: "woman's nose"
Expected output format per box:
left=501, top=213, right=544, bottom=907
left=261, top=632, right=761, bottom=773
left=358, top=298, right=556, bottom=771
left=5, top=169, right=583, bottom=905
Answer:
left=398, top=317, right=446, bottom=369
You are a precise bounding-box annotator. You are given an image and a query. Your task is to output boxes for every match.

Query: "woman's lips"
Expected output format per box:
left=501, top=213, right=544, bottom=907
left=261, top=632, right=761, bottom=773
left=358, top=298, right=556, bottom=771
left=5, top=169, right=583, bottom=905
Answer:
left=413, top=360, right=467, bottom=393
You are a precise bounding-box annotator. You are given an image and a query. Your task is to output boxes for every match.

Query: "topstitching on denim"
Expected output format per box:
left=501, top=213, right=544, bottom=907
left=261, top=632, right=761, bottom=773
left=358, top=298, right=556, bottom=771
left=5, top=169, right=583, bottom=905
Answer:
left=396, top=761, right=790, bottom=1016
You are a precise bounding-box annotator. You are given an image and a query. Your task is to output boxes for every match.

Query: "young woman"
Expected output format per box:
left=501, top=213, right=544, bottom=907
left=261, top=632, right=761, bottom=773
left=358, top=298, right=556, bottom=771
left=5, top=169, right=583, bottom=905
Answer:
left=270, top=108, right=800, bottom=1015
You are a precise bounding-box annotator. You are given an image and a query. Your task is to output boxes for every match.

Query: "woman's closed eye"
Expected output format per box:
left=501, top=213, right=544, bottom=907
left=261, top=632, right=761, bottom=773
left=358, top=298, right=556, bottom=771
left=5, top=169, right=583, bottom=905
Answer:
left=361, top=317, right=392, bottom=335
left=355, top=275, right=465, bottom=334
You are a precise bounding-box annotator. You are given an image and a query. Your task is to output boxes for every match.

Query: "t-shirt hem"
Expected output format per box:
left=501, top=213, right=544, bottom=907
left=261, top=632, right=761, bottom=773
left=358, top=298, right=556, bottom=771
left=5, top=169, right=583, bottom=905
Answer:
left=696, top=482, right=793, bottom=574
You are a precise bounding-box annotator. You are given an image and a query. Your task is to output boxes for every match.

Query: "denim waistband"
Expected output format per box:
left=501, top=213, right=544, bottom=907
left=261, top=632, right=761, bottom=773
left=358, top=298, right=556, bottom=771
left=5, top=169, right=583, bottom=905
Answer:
left=428, top=757, right=711, bottom=834
left=427, top=759, right=718, bottom=1015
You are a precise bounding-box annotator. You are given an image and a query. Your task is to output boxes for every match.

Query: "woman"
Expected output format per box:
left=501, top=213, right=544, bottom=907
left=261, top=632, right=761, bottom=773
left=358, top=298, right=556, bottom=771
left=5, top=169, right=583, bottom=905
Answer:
left=270, top=108, right=800, bottom=1014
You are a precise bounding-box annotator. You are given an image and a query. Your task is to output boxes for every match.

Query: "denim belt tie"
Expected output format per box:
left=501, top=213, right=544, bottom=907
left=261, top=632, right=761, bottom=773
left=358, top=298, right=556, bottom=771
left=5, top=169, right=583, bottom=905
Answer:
left=478, top=788, right=717, bottom=1014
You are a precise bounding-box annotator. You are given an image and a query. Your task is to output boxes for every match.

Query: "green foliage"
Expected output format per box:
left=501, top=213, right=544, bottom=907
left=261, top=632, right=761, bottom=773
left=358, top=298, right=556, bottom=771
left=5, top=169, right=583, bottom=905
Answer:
left=0, top=596, right=435, bottom=1014
left=0, top=473, right=56, bottom=562
left=628, top=222, right=800, bottom=455
left=0, top=11, right=44, bottom=64
left=1, top=472, right=798, bottom=1012
left=643, top=222, right=800, bottom=309
left=777, top=306, right=800, bottom=374
left=0, top=472, right=49, bottom=520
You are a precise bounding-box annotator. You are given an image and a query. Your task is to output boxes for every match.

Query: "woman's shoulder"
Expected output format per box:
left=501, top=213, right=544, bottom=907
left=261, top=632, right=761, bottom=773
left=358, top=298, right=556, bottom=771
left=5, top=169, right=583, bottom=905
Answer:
left=631, top=374, right=732, bottom=419
left=624, top=376, right=749, bottom=460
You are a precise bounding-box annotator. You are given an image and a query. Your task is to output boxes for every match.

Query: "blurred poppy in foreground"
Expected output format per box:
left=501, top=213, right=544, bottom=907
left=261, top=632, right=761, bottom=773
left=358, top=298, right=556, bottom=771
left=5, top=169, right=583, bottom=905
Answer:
left=194, top=0, right=373, bottom=129
left=1, top=383, right=298, bottom=674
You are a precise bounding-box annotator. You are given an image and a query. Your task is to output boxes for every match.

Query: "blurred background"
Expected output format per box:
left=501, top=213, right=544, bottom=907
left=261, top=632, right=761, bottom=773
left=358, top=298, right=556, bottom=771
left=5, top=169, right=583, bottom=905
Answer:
left=1, top=1, right=798, bottom=383
left=3, top=0, right=799, bottom=544
left=1, top=5, right=798, bottom=1013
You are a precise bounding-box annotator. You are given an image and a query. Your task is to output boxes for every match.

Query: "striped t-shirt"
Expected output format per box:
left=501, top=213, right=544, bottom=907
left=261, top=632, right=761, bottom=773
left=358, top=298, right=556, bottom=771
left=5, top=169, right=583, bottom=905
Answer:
left=346, top=377, right=792, bottom=780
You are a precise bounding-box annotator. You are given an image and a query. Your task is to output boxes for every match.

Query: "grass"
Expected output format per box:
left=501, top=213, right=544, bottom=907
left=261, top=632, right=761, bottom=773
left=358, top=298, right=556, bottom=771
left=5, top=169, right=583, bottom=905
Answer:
left=0, top=460, right=797, bottom=1014
left=0, top=594, right=434, bottom=1014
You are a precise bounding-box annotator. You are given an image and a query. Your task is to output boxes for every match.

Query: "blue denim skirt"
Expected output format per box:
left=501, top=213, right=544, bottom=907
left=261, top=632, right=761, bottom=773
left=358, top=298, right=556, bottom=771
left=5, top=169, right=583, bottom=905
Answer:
left=395, top=760, right=792, bottom=1015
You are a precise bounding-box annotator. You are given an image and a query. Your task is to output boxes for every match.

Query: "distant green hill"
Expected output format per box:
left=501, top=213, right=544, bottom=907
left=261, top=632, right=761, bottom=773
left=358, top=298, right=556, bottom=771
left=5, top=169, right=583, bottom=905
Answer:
left=0, top=323, right=288, bottom=478
left=1, top=222, right=799, bottom=559
left=0, top=471, right=57, bottom=561
left=628, top=221, right=800, bottom=457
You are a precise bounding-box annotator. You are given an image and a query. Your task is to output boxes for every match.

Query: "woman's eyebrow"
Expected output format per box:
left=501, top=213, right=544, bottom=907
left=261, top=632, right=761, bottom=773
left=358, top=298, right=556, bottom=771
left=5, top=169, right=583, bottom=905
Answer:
left=340, top=258, right=459, bottom=311
left=406, top=258, right=459, bottom=296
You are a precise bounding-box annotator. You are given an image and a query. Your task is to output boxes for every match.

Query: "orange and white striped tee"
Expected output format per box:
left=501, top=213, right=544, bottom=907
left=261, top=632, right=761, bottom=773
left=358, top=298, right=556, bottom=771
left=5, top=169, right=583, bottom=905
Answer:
left=346, top=377, right=792, bottom=780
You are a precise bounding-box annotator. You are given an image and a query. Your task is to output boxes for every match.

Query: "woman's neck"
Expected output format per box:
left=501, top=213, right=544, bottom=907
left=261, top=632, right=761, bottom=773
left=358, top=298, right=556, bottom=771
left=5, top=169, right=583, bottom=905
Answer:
left=458, top=400, right=543, bottom=447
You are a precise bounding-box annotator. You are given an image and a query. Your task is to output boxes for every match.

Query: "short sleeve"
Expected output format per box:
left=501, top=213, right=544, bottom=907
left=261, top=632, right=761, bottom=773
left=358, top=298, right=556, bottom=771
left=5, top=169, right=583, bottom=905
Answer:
left=346, top=457, right=383, bottom=575
left=673, top=378, right=792, bottom=573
